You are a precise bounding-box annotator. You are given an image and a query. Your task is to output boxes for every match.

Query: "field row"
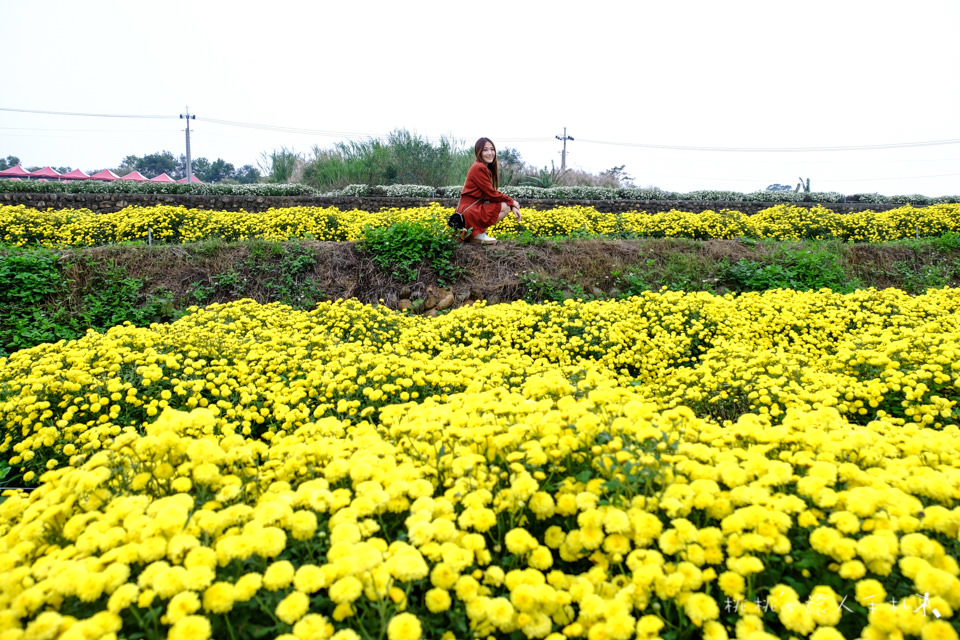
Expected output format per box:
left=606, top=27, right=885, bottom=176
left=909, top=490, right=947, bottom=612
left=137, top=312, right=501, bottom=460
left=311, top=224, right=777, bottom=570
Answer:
left=2, top=202, right=960, bottom=246
left=1, top=290, right=959, bottom=638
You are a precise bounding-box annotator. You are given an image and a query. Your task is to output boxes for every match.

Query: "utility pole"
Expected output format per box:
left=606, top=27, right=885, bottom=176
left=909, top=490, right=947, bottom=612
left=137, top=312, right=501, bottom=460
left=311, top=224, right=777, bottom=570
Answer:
left=180, top=107, right=196, bottom=183
left=555, top=127, right=574, bottom=172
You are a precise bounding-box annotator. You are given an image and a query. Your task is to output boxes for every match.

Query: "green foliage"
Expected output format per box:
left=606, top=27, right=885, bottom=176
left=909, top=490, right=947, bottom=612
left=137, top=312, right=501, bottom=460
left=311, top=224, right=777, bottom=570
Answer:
left=0, top=249, right=71, bottom=355
left=135, top=151, right=178, bottom=178
left=520, top=162, right=567, bottom=188
left=926, top=231, right=960, bottom=252
left=893, top=261, right=950, bottom=295
left=519, top=271, right=571, bottom=302
left=724, top=244, right=856, bottom=292
left=259, top=147, right=303, bottom=184
left=0, top=179, right=311, bottom=196
left=261, top=244, right=325, bottom=307
left=611, top=265, right=653, bottom=297
left=3, top=173, right=955, bottom=205
left=518, top=271, right=598, bottom=303
left=71, top=258, right=175, bottom=332
left=0, top=249, right=177, bottom=356
left=358, top=219, right=462, bottom=284
left=661, top=253, right=715, bottom=291
left=301, top=129, right=473, bottom=191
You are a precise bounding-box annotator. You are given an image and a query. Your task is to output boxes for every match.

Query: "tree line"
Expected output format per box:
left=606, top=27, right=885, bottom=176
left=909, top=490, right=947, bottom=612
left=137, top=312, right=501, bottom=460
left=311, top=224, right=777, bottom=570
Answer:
left=258, top=129, right=637, bottom=190
left=116, top=152, right=260, bottom=184
left=3, top=131, right=638, bottom=189
left=0, top=153, right=260, bottom=184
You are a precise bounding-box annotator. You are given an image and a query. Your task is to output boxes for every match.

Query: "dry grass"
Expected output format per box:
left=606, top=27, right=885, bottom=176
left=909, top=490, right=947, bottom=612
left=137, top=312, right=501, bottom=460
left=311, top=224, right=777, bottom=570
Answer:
left=51, top=238, right=960, bottom=313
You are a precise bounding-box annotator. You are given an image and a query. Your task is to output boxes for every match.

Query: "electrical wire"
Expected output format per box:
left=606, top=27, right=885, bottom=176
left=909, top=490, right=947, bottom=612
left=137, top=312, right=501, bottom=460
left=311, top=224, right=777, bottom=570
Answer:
left=6, top=105, right=958, bottom=153
left=0, top=107, right=170, bottom=119
left=576, top=138, right=960, bottom=153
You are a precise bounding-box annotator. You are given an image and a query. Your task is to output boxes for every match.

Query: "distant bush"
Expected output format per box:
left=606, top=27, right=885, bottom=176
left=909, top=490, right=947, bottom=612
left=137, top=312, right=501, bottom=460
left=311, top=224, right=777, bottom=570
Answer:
left=0, top=178, right=955, bottom=204
left=0, top=180, right=314, bottom=197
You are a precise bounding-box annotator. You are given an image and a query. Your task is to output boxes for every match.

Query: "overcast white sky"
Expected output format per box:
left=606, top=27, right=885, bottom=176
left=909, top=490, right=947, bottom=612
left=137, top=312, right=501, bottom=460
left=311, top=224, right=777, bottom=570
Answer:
left=2, top=0, right=959, bottom=196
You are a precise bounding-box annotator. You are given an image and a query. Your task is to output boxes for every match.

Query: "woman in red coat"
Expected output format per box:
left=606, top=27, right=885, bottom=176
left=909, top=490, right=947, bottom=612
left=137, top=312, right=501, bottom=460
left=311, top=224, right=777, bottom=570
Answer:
left=456, top=137, right=522, bottom=245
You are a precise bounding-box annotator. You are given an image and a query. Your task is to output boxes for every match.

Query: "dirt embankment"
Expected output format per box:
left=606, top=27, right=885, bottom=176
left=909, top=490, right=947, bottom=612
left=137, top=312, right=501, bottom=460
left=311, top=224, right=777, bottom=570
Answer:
left=55, top=237, right=959, bottom=314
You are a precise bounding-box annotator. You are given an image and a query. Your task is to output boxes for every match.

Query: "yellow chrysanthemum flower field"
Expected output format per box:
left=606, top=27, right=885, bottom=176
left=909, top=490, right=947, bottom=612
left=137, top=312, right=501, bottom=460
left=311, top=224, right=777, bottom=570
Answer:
left=1, top=284, right=959, bottom=639
left=2, top=201, right=960, bottom=245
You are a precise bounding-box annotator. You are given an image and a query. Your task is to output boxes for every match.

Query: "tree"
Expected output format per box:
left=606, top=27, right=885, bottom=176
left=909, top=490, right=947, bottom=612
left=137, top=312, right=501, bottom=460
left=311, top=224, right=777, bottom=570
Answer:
left=117, top=155, right=140, bottom=174
left=188, top=157, right=211, bottom=181
left=766, top=184, right=792, bottom=191
left=795, top=177, right=811, bottom=193
left=203, top=158, right=236, bottom=183
left=601, top=165, right=635, bottom=188
left=497, top=147, right=525, bottom=186
left=234, top=165, right=261, bottom=184
left=0, top=155, right=21, bottom=170
left=135, top=151, right=178, bottom=178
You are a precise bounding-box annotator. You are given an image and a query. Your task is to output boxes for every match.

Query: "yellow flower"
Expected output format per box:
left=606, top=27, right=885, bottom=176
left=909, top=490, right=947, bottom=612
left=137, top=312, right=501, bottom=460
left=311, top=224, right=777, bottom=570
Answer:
left=234, top=573, right=263, bottom=602
left=23, top=612, right=63, bottom=640
left=202, top=582, right=235, bottom=614
left=920, top=620, right=959, bottom=640
left=276, top=590, right=311, bottom=625
left=292, top=614, right=334, bottom=640
left=291, top=510, right=319, bottom=541
left=810, top=627, right=846, bottom=640
left=165, top=591, right=201, bottom=625
left=528, top=547, right=554, bottom=571
left=264, top=561, right=296, bottom=591
left=387, top=546, right=429, bottom=582
left=717, top=571, right=745, bottom=599
left=295, top=564, right=328, bottom=594
left=256, top=526, right=288, bottom=558
left=702, top=620, right=728, bottom=640
left=521, top=611, right=553, bottom=639
left=505, top=528, right=540, bottom=555
left=636, top=614, right=664, bottom=635
left=168, top=615, right=212, bottom=640
left=107, top=583, right=140, bottom=613
left=529, top=492, right=556, bottom=519
left=729, top=555, right=764, bottom=576
left=683, top=593, right=719, bottom=627
left=387, top=612, right=422, bottom=640
left=425, top=588, right=452, bottom=613
left=329, top=576, right=364, bottom=604
left=486, top=596, right=516, bottom=629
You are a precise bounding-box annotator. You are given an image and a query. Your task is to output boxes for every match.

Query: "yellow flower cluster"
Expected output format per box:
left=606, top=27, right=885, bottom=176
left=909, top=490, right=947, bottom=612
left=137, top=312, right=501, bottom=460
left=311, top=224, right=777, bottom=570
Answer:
left=0, top=290, right=958, bottom=638
left=1, top=394, right=958, bottom=639
left=2, top=202, right=959, bottom=246
left=3, top=288, right=959, bottom=481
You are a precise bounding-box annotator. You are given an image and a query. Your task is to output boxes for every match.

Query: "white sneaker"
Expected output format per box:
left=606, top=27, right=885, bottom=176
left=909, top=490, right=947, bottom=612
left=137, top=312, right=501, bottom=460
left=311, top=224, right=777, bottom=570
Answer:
left=469, top=232, right=498, bottom=245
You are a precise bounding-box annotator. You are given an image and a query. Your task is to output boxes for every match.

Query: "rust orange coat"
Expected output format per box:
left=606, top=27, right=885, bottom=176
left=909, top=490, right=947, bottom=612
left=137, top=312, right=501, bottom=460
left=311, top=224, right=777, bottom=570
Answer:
left=457, top=161, right=517, bottom=239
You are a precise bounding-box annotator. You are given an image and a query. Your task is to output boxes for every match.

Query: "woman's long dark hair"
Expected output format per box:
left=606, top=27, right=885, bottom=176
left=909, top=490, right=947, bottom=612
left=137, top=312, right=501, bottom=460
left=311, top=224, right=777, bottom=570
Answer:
left=474, top=137, right=499, bottom=190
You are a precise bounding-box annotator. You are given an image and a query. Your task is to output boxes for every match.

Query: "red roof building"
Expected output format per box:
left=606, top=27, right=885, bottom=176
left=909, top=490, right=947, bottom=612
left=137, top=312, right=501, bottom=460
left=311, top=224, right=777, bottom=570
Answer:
left=0, top=164, right=32, bottom=178
left=88, top=169, right=120, bottom=181
left=29, top=167, right=62, bottom=179
left=59, top=169, right=91, bottom=180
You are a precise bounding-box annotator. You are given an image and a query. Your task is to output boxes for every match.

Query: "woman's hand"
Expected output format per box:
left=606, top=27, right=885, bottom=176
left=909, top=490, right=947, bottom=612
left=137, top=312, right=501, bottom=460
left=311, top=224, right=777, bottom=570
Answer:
left=512, top=205, right=522, bottom=222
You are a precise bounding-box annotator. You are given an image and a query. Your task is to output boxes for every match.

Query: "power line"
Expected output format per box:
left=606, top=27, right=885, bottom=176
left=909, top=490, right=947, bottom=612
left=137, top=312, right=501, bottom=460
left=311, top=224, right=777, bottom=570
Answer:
left=0, top=106, right=170, bottom=119
left=5, top=105, right=959, bottom=153
left=577, top=138, right=960, bottom=153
